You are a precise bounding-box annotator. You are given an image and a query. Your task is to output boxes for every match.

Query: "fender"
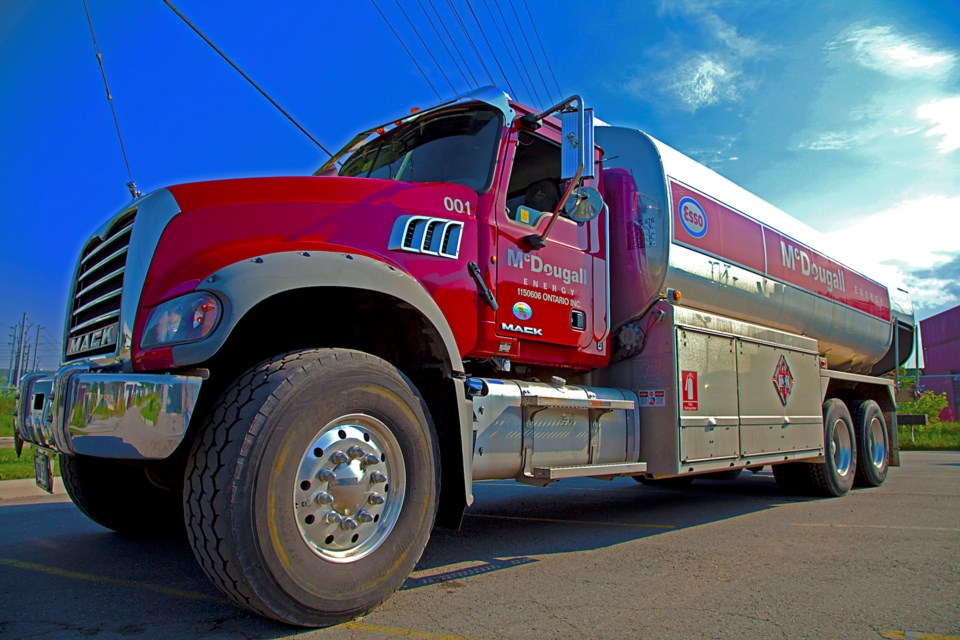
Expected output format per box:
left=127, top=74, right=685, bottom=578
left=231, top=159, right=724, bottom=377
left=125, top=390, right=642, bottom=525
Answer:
left=171, top=249, right=476, bottom=505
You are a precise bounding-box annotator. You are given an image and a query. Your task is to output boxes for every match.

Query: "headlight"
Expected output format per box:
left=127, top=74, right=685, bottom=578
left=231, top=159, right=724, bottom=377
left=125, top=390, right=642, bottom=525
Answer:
left=141, top=292, right=221, bottom=349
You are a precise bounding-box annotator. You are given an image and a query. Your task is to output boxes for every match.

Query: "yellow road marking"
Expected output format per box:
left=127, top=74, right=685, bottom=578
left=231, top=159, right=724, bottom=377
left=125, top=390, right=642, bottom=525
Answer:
left=792, top=523, right=960, bottom=532
left=0, top=557, right=229, bottom=604
left=342, top=621, right=483, bottom=640
left=465, top=513, right=674, bottom=529
left=881, top=631, right=960, bottom=640
left=2, top=558, right=487, bottom=639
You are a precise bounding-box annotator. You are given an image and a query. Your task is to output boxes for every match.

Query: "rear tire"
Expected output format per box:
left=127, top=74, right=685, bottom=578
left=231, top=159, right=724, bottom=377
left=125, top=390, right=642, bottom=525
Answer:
left=772, top=398, right=857, bottom=497
left=61, top=454, right=183, bottom=537
left=184, top=349, right=439, bottom=627
left=851, top=399, right=888, bottom=487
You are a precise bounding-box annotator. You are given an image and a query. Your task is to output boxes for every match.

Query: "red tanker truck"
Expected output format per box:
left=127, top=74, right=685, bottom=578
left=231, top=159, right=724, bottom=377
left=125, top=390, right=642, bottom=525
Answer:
left=15, top=88, right=914, bottom=626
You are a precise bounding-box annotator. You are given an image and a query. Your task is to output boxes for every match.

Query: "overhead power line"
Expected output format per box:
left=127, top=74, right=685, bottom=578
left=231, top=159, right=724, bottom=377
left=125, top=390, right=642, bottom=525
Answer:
left=161, top=0, right=333, bottom=157
left=418, top=0, right=473, bottom=89
left=509, top=0, right=553, bottom=106
left=463, top=0, right=517, bottom=100
left=488, top=0, right=539, bottom=106
left=522, top=0, right=563, bottom=101
left=426, top=0, right=479, bottom=89
left=394, top=0, right=458, bottom=94
left=372, top=0, right=442, bottom=99
left=445, top=0, right=496, bottom=87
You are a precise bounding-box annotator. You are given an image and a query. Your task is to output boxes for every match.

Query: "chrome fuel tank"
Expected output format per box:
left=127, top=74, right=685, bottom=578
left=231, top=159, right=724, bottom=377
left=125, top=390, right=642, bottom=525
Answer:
left=596, top=126, right=911, bottom=374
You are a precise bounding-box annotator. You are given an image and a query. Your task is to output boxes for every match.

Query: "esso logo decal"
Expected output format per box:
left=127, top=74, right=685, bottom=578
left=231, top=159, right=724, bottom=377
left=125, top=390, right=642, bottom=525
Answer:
left=512, top=301, right=533, bottom=321
left=678, top=197, right=708, bottom=238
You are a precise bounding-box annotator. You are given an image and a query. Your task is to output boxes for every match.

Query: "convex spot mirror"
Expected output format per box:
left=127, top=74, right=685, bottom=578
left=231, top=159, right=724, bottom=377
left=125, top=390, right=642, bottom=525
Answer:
left=563, top=186, right=605, bottom=222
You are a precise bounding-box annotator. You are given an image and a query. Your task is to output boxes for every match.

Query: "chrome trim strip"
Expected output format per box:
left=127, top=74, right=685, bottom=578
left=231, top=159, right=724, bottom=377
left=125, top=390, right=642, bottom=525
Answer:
left=80, top=245, right=128, bottom=278
left=80, top=224, right=133, bottom=265
left=72, top=289, right=123, bottom=317
left=74, top=266, right=125, bottom=299
left=69, top=310, right=121, bottom=335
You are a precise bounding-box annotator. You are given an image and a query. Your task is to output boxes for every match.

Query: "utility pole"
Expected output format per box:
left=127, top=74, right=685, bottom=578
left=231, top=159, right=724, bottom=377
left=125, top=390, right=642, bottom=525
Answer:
left=5, top=327, right=15, bottom=387
left=32, top=324, right=41, bottom=372
left=14, top=312, right=27, bottom=386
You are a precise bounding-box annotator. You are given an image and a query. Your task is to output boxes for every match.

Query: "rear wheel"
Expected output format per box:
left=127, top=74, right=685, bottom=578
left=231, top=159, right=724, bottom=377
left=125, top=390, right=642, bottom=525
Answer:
left=184, top=349, right=439, bottom=627
left=851, top=399, right=888, bottom=487
left=772, top=398, right=857, bottom=497
left=61, top=454, right=183, bottom=537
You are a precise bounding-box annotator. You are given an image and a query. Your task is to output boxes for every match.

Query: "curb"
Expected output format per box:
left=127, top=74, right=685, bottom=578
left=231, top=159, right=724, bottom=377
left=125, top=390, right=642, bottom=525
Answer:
left=0, top=478, right=66, bottom=501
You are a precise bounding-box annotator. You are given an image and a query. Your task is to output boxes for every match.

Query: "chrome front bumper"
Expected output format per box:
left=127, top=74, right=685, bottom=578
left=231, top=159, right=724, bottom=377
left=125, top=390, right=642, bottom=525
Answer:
left=15, top=367, right=203, bottom=460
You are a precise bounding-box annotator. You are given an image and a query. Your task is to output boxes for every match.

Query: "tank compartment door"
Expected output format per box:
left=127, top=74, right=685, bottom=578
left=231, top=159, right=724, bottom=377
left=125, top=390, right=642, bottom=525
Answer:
left=737, top=342, right=822, bottom=457
left=676, top=329, right=740, bottom=464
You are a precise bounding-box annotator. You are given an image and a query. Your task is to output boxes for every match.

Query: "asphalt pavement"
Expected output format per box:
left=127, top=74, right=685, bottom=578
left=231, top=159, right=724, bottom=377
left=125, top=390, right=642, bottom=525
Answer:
left=0, top=451, right=957, bottom=640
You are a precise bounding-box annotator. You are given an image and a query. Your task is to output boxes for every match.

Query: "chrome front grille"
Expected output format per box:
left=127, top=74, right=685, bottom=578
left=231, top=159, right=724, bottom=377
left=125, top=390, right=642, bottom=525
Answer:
left=66, top=210, right=136, bottom=359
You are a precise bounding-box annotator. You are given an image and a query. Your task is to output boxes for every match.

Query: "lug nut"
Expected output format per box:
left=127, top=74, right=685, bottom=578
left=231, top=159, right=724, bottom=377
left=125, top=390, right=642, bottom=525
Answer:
left=368, top=493, right=385, bottom=505
left=330, top=451, right=348, bottom=464
left=356, top=510, right=374, bottom=524
left=347, top=445, right=365, bottom=460
left=324, top=512, right=343, bottom=525
left=361, top=454, right=380, bottom=466
left=318, top=468, right=336, bottom=482
left=340, top=518, right=358, bottom=531
left=369, top=471, right=387, bottom=484
left=314, top=491, right=334, bottom=505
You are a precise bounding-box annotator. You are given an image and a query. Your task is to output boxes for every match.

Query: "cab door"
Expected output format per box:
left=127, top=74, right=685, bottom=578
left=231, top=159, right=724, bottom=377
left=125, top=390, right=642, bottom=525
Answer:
left=493, top=128, right=609, bottom=364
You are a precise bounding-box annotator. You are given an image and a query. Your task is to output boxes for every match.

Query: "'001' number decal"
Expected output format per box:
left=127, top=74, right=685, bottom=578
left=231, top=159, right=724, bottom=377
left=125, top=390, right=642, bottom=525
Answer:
left=444, top=196, right=471, bottom=215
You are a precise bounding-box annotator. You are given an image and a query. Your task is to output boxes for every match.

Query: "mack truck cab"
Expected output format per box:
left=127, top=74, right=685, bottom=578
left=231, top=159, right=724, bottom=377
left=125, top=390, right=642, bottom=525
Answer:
left=14, top=87, right=910, bottom=627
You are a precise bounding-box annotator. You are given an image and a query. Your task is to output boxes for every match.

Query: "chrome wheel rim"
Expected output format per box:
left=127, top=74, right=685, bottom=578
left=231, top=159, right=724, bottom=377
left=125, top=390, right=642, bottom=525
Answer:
left=831, top=418, right=853, bottom=477
left=868, top=415, right=887, bottom=472
left=293, top=414, right=405, bottom=563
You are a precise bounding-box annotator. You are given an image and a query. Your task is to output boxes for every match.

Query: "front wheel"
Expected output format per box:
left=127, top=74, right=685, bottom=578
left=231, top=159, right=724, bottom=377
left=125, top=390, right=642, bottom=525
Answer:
left=184, top=349, right=439, bottom=626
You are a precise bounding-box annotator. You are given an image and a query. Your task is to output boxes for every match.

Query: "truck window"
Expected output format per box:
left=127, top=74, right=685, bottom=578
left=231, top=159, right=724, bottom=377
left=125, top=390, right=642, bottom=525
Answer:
left=339, top=108, right=502, bottom=192
left=505, top=132, right=563, bottom=222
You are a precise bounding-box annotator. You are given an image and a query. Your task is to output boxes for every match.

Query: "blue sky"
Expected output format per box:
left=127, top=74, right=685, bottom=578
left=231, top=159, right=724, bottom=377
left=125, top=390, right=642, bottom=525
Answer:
left=1, top=0, right=958, bottom=370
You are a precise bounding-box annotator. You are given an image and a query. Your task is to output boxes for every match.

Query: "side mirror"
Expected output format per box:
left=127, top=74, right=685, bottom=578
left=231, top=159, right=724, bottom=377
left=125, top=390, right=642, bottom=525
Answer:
left=563, top=186, right=605, bottom=223
left=561, top=105, right=595, bottom=180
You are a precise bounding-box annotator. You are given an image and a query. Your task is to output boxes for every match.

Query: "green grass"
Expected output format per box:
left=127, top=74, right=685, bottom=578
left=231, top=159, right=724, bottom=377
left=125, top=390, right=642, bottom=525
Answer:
left=898, top=421, right=960, bottom=451
left=0, top=445, right=61, bottom=481
left=0, top=389, right=14, bottom=438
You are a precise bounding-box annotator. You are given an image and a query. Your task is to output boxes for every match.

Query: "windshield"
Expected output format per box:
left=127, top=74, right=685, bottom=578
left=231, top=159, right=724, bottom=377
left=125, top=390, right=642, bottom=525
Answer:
left=340, top=108, right=502, bottom=192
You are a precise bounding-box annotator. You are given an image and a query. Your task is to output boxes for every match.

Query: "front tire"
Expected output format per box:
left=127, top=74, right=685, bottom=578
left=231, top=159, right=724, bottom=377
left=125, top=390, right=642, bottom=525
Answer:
left=183, top=349, right=439, bottom=627
left=61, top=454, right=183, bottom=537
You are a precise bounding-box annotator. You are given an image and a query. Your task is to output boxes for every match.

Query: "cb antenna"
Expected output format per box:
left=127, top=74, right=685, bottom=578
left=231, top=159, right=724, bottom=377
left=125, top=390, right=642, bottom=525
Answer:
left=81, top=0, right=141, bottom=199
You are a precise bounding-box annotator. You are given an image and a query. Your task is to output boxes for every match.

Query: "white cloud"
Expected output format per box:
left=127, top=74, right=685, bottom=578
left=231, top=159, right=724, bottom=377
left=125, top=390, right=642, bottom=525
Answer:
left=917, top=97, right=960, bottom=153
left=798, top=131, right=865, bottom=151
left=669, top=55, right=740, bottom=110
left=821, top=195, right=960, bottom=314
left=832, top=26, right=955, bottom=76
left=645, top=2, right=770, bottom=111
